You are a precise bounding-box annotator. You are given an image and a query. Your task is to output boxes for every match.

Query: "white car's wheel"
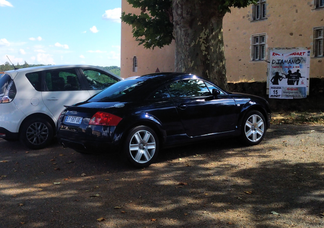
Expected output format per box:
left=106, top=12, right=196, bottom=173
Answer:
left=20, top=117, right=54, bottom=149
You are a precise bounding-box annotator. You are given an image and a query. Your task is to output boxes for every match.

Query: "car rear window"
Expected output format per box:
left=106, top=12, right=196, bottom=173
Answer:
left=0, top=73, right=16, bottom=103
left=89, top=79, right=145, bottom=102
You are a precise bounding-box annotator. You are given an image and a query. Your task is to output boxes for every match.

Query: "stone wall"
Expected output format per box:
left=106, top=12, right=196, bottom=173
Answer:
left=228, top=78, right=324, bottom=112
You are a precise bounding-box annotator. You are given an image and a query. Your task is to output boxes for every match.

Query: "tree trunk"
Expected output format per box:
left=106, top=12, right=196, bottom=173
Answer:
left=172, top=0, right=228, bottom=90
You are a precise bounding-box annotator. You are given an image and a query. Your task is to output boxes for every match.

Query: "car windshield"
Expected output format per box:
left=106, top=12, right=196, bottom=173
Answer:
left=89, top=79, right=145, bottom=102
left=0, top=73, right=16, bottom=103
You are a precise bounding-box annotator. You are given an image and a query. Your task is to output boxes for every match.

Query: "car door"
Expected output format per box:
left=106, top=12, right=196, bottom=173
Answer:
left=144, top=86, right=185, bottom=138
left=167, top=79, right=238, bottom=137
left=41, top=68, right=91, bottom=121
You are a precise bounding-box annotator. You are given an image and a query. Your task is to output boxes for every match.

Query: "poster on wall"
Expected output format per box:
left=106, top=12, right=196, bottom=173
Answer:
left=268, top=48, right=310, bottom=99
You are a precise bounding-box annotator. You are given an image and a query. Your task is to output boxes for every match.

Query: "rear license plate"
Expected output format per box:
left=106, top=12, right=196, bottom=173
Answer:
left=64, top=116, right=83, bottom=124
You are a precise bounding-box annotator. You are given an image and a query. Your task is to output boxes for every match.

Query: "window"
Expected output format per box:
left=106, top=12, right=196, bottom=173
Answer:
left=150, top=86, right=171, bottom=100
left=252, top=35, right=266, bottom=61
left=252, top=0, right=266, bottom=21
left=81, top=69, right=119, bottom=90
left=314, top=27, right=324, bottom=57
left=45, top=69, right=80, bottom=91
left=167, top=79, right=211, bottom=98
left=26, top=72, right=42, bottom=91
left=0, top=74, right=16, bottom=103
left=205, top=81, right=225, bottom=95
left=133, top=56, right=137, bottom=72
left=315, top=0, right=324, bottom=8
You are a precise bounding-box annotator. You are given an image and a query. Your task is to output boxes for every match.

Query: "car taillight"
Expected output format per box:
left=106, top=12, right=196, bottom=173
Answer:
left=89, top=112, right=122, bottom=126
left=0, top=96, right=11, bottom=103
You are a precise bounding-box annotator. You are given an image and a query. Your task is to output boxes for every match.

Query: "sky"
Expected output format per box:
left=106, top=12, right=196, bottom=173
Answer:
left=0, top=0, right=121, bottom=67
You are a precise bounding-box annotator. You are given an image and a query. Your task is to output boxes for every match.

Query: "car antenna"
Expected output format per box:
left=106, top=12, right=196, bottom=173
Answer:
left=6, top=55, right=18, bottom=70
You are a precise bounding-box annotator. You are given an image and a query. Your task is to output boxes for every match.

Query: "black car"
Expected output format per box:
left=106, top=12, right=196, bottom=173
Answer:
left=57, top=73, right=271, bottom=167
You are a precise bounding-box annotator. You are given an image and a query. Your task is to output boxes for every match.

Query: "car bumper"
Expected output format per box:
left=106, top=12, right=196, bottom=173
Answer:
left=57, top=125, right=120, bottom=153
left=0, top=127, right=19, bottom=140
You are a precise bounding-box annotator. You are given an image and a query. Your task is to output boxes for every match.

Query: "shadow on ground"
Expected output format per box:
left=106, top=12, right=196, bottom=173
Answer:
left=0, top=124, right=324, bottom=227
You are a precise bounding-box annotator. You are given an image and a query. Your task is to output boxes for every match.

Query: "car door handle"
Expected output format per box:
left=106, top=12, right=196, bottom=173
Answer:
left=178, top=104, right=187, bottom=110
left=46, top=97, right=58, bottom=101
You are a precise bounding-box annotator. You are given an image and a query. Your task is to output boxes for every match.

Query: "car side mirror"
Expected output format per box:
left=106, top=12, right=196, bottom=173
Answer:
left=212, top=89, right=220, bottom=97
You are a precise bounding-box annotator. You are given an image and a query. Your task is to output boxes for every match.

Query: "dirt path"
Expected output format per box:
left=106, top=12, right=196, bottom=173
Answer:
left=0, top=123, right=324, bottom=227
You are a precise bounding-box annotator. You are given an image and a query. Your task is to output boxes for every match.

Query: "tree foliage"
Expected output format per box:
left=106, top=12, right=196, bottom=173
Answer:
left=121, top=0, right=174, bottom=49
left=122, top=0, right=256, bottom=89
left=122, top=0, right=255, bottom=49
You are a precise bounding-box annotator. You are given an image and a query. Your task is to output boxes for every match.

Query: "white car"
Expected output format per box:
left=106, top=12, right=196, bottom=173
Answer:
left=0, top=65, right=121, bottom=149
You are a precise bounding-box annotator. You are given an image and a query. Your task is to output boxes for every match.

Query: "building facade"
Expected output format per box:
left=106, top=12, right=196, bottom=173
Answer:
left=121, top=0, right=324, bottom=82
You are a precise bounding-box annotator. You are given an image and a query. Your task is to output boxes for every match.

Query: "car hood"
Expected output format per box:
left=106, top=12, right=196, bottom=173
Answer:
left=229, top=92, right=267, bottom=101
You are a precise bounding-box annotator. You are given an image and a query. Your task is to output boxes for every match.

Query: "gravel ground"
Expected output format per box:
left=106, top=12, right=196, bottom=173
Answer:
left=0, top=122, right=324, bottom=228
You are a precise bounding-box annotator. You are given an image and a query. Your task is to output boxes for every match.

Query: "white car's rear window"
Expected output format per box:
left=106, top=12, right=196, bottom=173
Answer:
left=0, top=73, right=16, bottom=103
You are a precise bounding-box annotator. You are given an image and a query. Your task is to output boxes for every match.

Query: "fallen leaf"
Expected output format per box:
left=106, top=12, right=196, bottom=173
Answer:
left=178, top=182, right=188, bottom=186
left=97, top=217, right=105, bottom=222
left=271, top=211, right=280, bottom=215
left=244, top=191, right=253, bottom=195
left=90, top=194, right=100, bottom=197
left=151, top=218, right=157, bottom=222
left=114, top=206, right=121, bottom=209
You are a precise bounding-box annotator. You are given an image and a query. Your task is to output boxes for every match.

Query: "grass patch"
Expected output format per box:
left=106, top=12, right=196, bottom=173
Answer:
left=271, top=111, right=324, bottom=125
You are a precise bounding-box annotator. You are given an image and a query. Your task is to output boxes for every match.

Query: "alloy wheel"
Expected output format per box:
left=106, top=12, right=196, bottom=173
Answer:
left=244, top=113, right=265, bottom=143
left=129, top=129, right=157, bottom=164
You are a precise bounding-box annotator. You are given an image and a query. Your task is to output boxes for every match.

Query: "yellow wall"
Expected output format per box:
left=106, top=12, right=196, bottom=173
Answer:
left=121, top=0, right=324, bottom=82
left=121, top=0, right=175, bottom=78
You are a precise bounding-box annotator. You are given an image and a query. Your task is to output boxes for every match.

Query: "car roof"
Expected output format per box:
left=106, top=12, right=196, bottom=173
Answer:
left=136, top=72, right=194, bottom=83
left=4, top=64, right=115, bottom=74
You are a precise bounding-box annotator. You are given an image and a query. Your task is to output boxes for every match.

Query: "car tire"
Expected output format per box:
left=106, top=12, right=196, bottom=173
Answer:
left=240, top=110, right=266, bottom=146
left=123, top=125, right=159, bottom=168
left=20, top=117, right=54, bottom=149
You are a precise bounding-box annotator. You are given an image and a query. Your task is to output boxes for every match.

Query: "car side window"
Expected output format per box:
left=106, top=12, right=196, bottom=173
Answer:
left=167, top=79, right=211, bottom=98
left=45, top=69, right=80, bottom=91
left=26, top=72, right=42, bottom=91
left=81, top=69, right=119, bottom=90
left=205, top=81, right=225, bottom=95
left=150, top=86, right=171, bottom=100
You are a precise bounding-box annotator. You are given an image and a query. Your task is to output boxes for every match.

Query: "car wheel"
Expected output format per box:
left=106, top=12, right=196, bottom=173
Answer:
left=240, top=110, right=266, bottom=145
left=20, top=117, right=54, bottom=149
left=123, top=126, right=159, bottom=168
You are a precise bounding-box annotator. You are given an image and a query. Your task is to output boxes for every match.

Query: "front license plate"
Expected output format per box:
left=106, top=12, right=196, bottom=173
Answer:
left=64, top=116, right=83, bottom=124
